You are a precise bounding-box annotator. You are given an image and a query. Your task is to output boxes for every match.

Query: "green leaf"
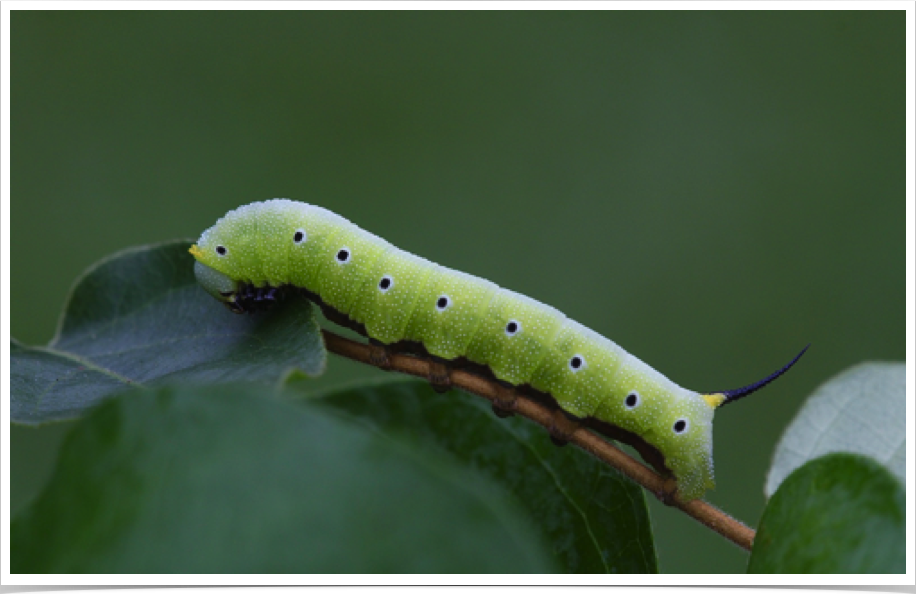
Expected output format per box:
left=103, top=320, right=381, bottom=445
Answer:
left=10, top=241, right=326, bottom=425
left=11, top=338, right=136, bottom=424
left=11, top=384, right=555, bottom=573
left=749, top=453, right=905, bottom=573
left=765, top=362, right=905, bottom=497
left=297, top=377, right=658, bottom=573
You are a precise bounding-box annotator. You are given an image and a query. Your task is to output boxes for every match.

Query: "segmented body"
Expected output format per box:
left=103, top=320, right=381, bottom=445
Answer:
left=192, top=199, right=719, bottom=499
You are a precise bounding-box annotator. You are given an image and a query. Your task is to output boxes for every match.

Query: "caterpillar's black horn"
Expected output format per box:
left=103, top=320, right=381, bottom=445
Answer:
left=717, top=344, right=810, bottom=406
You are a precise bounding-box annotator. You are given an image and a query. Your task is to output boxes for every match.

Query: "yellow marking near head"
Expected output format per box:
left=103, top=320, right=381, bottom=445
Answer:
left=703, top=393, right=727, bottom=409
left=189, top=244, right=204, bottom=259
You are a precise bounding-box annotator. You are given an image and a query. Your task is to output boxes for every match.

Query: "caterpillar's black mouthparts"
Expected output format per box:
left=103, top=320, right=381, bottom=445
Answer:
left=718, top=344, right=810, bottom=406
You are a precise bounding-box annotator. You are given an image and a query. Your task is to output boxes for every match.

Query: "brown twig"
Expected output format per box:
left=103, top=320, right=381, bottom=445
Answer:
left=321, top=329, right=756, bottom=552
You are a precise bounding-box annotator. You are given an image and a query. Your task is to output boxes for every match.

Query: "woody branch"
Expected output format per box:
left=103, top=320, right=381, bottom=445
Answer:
left=320, top=329, right=756, bottom=552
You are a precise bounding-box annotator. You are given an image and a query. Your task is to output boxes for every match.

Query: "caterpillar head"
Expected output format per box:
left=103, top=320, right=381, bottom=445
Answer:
left=190, top=235, right=241, bottom=313
left=190, top=254, right=244, bottom=313
left=189, top=203, right=271, bottom=313
left=189, top=216, right=246, bottom=313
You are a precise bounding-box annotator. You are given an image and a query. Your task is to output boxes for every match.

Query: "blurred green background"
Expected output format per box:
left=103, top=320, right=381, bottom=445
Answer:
left=11, top=11, right=903, bottom=573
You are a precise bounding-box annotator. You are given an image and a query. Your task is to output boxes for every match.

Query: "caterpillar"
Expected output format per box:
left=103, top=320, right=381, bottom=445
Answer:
left=190, top=199, right=807, bottom=501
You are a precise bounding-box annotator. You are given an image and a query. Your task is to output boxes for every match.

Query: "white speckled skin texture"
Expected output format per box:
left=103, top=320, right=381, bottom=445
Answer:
left=193, top=198, right=718, bottom=500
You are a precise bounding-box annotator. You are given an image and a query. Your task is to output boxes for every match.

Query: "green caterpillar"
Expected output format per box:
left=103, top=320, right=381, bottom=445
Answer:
left=190, top=199, right=807, bottom=501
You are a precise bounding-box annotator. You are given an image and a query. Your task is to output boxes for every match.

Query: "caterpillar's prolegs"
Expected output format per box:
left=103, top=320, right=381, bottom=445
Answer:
left=491, top=379, right=519, bottom=418
left=426, top=356, right=453, bottom=393
left=368, top=338, right=393, bottom=370
left=548, top=408, right=582, bottom=447
left=655, top=477, right=680, bottom=507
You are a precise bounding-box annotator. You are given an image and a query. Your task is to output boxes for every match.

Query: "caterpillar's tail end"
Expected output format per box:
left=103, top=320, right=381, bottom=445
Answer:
left=705, top=344, right=810, bottom=408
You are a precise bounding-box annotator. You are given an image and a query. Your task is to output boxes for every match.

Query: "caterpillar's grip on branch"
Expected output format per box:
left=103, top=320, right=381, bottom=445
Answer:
left=190, top=199, right=807, bottom=501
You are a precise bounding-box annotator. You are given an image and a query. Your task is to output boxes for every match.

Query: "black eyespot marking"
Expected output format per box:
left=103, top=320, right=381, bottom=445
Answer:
left=673, top=419, right=688, bottom=434
left=216, top=245, right=227, bottom=256
left=336, top=248, right=351, bottom=263
left=625, top=392, right=640, bottom=409
left=436, top=295, right=450, bottom=311
left=293, top=229, right=306, bottom=244
left=569, top=355, right=585, bottom=372
left=379, top=275, right=393, bottom=292
left=505, top=320, right=520, bottom=337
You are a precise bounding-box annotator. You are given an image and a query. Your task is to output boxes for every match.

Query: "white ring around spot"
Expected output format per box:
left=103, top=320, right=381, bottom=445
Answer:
left=672, top=418, right=690, bottom=435
left=568, top=355, right=586, bottom=373
left=379, top=275, right=394, bottom=293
